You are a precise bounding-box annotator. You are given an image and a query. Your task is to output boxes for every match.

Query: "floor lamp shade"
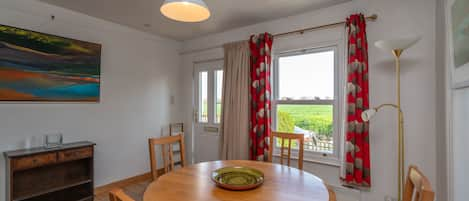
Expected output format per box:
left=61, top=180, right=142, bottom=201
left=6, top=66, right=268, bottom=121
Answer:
left=361, top=109, right=377, bottom=122
left=160, top=0, right=211, bottom=22
left=374, top=36, right=421, bottom=51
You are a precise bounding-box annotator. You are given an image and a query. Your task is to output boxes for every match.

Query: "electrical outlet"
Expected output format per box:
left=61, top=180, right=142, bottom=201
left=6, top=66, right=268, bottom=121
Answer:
left=384, top=195, right=397, bottom=201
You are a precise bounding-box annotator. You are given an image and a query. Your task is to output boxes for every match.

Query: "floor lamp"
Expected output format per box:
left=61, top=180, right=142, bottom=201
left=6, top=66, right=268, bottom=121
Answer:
left=361, top=36, right=421, bottom=201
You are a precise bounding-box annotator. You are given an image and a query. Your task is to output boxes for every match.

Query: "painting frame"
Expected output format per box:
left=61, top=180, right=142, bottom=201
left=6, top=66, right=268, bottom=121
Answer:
left=447, top=0, right=469, bottom=89
left=0, top=24, right=101, bottom=102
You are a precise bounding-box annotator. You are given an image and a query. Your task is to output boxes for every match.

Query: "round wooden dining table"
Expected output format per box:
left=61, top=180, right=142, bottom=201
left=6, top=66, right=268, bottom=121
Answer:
left=143, top=160, right=329, bottom=201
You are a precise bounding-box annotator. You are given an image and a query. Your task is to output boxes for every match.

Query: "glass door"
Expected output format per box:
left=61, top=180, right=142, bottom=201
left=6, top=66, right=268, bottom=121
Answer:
left=194, top=60, right=223, bottom=163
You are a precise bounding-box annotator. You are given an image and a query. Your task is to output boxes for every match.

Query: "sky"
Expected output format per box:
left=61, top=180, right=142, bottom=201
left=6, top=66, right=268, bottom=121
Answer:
left=278, top=50, right=335, bottom=100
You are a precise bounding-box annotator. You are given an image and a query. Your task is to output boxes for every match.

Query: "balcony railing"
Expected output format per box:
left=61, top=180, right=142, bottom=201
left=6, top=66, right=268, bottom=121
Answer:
left=277, top=135, right=333, bottom=153
left=304, top=136, right=333, bottom=153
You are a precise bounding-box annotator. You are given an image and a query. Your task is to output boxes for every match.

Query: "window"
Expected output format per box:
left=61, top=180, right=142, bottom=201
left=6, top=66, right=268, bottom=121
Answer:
left=195, top=62, right=223, bottom=125
left=273, top=46, right=341, bottom=163
left=197, top=71, right=209, bottom=123
left=214, top=70, right=223, bottom=123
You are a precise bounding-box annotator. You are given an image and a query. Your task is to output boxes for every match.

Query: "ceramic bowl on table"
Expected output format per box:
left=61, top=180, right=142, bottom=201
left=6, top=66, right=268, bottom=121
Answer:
left=211, top=166, right=264, bottom=191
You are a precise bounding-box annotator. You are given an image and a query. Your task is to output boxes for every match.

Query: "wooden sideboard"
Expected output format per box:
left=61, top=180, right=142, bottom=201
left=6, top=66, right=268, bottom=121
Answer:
left=4, top=141, right=95, bottom=201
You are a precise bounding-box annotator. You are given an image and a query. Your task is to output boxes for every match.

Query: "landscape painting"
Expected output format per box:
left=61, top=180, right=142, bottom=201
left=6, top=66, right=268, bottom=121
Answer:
left=452, top=0, right=469, bottom=69
left=0, top=24, right=101, bottom=101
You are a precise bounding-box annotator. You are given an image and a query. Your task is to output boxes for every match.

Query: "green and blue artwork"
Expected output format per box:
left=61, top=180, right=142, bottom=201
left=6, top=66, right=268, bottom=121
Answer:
left=0, top=24, right=101, bottom=101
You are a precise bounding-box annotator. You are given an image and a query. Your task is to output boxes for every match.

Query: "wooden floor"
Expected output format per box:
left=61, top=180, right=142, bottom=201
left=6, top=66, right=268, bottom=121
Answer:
left=94, top=180, right=151, bottom=201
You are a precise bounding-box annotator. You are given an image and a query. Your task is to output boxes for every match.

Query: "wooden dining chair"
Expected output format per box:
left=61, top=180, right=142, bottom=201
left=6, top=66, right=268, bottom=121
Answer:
left=403, top=165, right=435, bottom=201
left=148, top=134, right=186, bottom=180
left=109, top=188, right=135, bottom=201
left=268, top=131, right=304, bottom=170
left=169, top=123, right=184, bottom=166
left=169, top=123, right=184, bottom=136
left=326, top=185, right=337, bottom=201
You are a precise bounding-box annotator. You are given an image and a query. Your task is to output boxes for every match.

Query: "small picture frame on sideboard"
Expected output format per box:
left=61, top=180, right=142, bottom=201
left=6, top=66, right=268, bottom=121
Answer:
left=44, top=133, right=63, bottom=148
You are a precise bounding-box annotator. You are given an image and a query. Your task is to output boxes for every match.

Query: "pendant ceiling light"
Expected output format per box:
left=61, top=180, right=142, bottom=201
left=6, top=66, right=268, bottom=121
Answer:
left=160, top=0, right=211, bottom=22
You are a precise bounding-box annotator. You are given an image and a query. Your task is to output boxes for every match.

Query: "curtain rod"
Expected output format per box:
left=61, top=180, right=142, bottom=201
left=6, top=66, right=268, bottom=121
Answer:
left=273, top=14, right=377, bottom=37
left=180, top=14, right=378, bottom=55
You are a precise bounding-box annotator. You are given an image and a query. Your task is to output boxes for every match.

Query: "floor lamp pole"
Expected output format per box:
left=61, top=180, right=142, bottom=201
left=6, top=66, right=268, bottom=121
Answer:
left=392, top=49, right=404, bottom=201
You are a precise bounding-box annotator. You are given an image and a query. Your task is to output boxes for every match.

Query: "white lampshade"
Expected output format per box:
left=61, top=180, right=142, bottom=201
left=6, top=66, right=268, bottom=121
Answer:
left=361, top=109, right=377, bottom=122
left=160, top=0, right=211, bottom=22
left=374, top=36, right=421, bottom=51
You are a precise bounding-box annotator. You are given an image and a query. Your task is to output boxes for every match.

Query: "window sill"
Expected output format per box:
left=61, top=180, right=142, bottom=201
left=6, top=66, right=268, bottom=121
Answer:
left=272, top=154, right=340, bottom=167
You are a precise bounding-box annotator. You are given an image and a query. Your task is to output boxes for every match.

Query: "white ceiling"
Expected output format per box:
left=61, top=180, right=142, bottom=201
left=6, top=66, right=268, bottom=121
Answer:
left=40, top=0, right=350, bottom=41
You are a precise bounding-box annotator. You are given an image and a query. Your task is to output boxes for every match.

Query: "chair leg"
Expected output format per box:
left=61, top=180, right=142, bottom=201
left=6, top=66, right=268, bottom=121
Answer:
left=326, top=184, right=336, bottom=201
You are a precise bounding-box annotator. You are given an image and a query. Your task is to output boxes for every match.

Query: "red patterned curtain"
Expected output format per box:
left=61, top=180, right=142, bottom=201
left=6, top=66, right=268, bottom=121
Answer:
left=249, top=33, right=273, bottom=161
left=344, top=14, right=371, bottom=187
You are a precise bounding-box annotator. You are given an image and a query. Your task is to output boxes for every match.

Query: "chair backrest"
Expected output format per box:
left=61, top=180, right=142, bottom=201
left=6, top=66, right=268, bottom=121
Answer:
left=403, top=165, right=435, bottom=201
left=169, top=123, right=184, bottom=167
left=109, top=189, right=135, bottom=201
left=148, top=134, right=186, bottom=180
left=169, top=123, right=184, bottom=136
left=268, top=131, right=304, bottom=170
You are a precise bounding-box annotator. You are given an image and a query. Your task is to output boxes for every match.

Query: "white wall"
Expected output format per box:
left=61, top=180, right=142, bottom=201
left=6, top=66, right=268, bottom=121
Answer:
left=181, top=0, right=438, bottom=201
left=0, top=0, right=182, bottom=200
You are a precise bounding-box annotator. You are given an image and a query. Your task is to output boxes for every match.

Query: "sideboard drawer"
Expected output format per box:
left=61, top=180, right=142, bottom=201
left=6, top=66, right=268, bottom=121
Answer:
left=58, top=147, right=92, bottom=162
left=12, top=153, right=57, bottom=171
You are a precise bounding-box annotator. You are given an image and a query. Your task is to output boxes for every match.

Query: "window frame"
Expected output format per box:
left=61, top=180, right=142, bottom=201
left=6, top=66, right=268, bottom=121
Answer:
left=194, top=60, right=224, bottom=125
left=272, top=45, right=343, bottom=166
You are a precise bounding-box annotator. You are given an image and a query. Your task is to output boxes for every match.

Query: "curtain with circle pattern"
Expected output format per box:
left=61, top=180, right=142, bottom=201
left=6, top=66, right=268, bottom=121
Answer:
left=249, top=33, right=273, bottom=161
left=343, top=13, right=371, bottom=188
